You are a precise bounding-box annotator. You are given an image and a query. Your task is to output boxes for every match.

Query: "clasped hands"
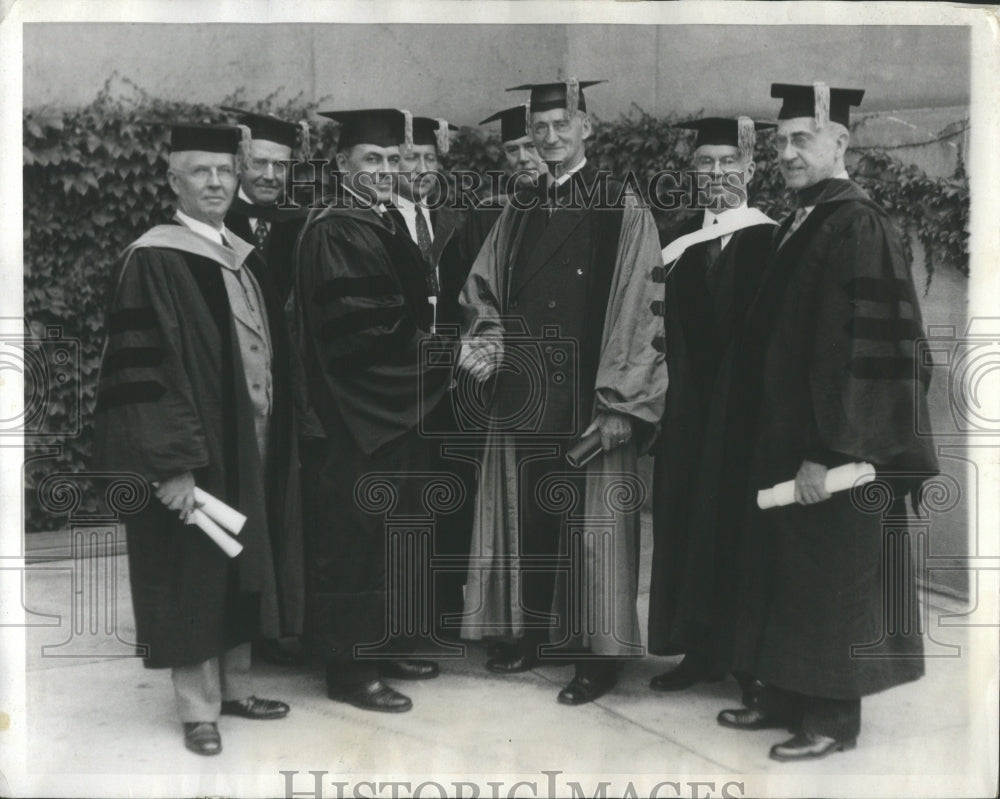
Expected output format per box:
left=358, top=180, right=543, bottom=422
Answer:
left=458, top=336, right=504, bottom=383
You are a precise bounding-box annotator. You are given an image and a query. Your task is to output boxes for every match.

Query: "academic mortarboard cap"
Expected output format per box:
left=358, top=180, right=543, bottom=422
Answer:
left=411, top=116, right=459, bottom=154
left=507, top=78, right=606, bottom=114
left=317, top=108, right=407, bottom=150
left=770, top=82, right=865, bottom=127
left=219, top=107, right=302, bottom=150
left=169, top=124, right=242, bottom=154
left=674, top=116, right=776, bottom=159
left=479, top=105, right=530, bottom=143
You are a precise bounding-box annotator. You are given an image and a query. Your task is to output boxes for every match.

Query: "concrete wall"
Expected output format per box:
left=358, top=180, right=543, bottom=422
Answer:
left=24, top=23, right=970, bottom=123
left=850, top=107, right=969, bottom=179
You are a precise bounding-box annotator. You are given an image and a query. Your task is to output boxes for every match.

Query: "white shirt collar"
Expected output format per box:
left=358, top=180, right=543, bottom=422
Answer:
left=343, top=183, right=386, bottom=215
left=175, top=209, right=229, bottom=246
left=703, top=202, right=748, bottom=229
left=553, top=157, right=587, bottom=187
left=391, top=193, right=432, bottom=242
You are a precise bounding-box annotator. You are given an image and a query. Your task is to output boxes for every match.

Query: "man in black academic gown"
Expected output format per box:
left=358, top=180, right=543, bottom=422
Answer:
left=221, top=108, right=309, bottom=667
left=717, top=83, right=937, bottom=762
left=386, top=116, right=466, bottom=325
left=94, top=124, right=302, bottom=755
left=383, top=115, right=479, bottom=641
left=459, top=104, right=544, bottom=266
left=294, top=109, right=455, bottom=712
left=648, top=117, right=777, bottom=696
left=223, top=108, right=307, bottom=302
left=389, top=117, right=457, bottom=256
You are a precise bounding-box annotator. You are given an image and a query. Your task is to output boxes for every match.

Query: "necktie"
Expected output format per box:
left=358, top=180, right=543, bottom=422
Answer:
left=780, top=207, right=810, bottom=247
left=253, top=218, right=269, bottom=254
left=220, top=233, right=233, bottom=250
left=704, top=217, right=724, bottom=288
left=414, top=205, right=433, bottom=261
left=706, top=216, right=722, bottom=264
left=546, top=180, right=560, bottom=221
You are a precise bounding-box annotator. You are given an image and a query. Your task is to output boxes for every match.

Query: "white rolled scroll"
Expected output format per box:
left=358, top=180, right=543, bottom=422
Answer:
left=757, top=462, right=877, bottom=510
left=189, top=508, right=244, bottom=558
left=193, top=487, right=247, bottom=536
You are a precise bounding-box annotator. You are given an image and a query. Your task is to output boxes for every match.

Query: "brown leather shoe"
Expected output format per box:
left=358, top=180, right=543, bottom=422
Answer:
left=770, top=732, right=857, bottom=762
left=717, top=706, right=793, bottom=731
left=220, top=695, right=290, bottom=720
left=378, top=659, right=440, bottom=680
left=183, top=721, right=221, bottom=756
left=327, top=679, right=413, bottom=713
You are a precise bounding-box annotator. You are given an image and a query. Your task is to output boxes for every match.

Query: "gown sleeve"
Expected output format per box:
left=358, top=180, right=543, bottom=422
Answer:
left=93, top=248, right=210, bottom=481
left=297, top=216, right=450, bottom=455
left=593, top=199, right=669, bottom=433
left=808, top=206, right=937, bottom=473
left=457, top=206, right=510, bottom=340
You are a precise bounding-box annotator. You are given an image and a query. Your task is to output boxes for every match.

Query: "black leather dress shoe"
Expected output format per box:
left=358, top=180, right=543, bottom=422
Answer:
left=649, top=655, right=721, bottom=692
left=220, top=695, right=290, bottom=720
left=716, top=706, right=792, bottom=731
left=253, top=638, right=305, bottom=667
left=557, top=670, right=618, bottom=706
left=327, top=679, right=413, bottom=713
left=769, top=732, right=857, bottom=762
left=487, top=641, right=516, bottom=659
left=486, top=652, right=538, bottom=674
left=183, top=721, right=221, bottom=756
left=378, top=659, right=440, bottom=680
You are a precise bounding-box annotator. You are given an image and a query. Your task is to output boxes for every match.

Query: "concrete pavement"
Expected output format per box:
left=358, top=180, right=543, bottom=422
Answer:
left=14, top=512, right=995, bottom=798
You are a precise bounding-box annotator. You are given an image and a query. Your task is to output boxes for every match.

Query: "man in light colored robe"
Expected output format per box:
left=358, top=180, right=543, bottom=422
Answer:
left=456, top=78, right=667, bottom=705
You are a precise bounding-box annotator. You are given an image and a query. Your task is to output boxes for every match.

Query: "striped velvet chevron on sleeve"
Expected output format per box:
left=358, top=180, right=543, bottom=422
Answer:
left=93, top=248, right=211, bottom=481
left=808, top=206, right=935, bottom=472
left=310, top=272, right=414, bottom=376
left=295, top=214, right=454, bottom=456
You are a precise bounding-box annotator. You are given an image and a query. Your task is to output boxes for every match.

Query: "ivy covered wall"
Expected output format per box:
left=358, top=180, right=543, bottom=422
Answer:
left=21, top=81, right=969, bottom=532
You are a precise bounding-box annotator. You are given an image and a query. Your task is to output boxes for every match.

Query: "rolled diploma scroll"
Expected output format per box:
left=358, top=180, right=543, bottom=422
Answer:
left=566, top=429, right=604, bottom=469
left=189, top=508, right=244, bottom=558
left=757, top=462, right=877, bottom=509
left=193, top=487, right=247, bottom=535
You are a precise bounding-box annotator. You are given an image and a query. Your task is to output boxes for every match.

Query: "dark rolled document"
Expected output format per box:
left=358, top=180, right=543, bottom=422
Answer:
left=566, top=430, right=604, bottom=469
